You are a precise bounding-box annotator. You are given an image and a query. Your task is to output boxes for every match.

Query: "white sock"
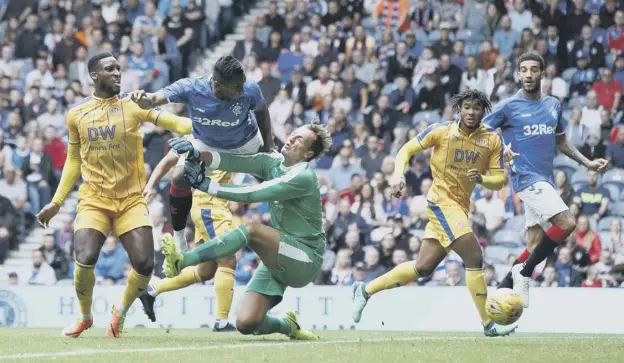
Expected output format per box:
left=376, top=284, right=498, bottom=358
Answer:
left=173, top=230, right=188, bottom=251
left=147, top=283, right=158, bottom=297
left=215, top=319, right=228, bottom=328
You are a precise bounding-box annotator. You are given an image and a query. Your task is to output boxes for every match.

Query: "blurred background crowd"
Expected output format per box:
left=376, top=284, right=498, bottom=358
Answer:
left=0, top=0, right=623, bottom=291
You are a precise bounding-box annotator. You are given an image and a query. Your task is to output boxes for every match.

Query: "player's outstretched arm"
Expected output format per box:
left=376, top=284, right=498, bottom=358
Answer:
left=555, top=134, right=609, bottom=172
left=255, top=104, right=276, bottom=152
left=150, top=112, right=192, bottom=135
left=143, top=152, right=179, bottom=200
left=196, top=164, right=314, bottom=203
left=130, top=89, right=170, bottom=110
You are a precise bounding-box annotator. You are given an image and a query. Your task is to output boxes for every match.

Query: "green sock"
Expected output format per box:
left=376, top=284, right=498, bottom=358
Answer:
left=253, top=315, right=292, bottom=336
left=180, top=226, right=250, bottom=269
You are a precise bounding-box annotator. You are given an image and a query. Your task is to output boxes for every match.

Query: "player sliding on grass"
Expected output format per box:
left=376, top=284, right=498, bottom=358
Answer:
left=351, top=89, right=518, bottom=337
left=484, top=52, right=609, bottom=307
left=36, top=53, right=192, bottom=338
left=161, top=123, right=331, bottom=340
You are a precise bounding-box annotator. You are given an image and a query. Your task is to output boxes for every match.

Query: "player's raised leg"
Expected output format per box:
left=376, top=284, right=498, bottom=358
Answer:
left=497, top=225, right=541, bottom=289
left=109, top=226, right=155, bottom=338
left=61, top=228, right=106, bottom=337
left=352, top=238, right=446, bottom=323
left=450, top=232, right=517, bottom=336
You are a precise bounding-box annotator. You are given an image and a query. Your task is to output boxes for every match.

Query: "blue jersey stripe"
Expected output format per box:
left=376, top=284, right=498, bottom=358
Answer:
left=498, top=134, right=504, bottom=169
left=427, top=201, right=456, bottom=242
left=200, top=209, right=217, bottom=239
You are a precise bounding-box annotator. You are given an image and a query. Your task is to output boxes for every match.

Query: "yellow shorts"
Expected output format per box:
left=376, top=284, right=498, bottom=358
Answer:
left=190, top=169, right=234, bottom=244
left=74, top=192, right=151, bottom=237
left=423, top=201, right=473, bottom=248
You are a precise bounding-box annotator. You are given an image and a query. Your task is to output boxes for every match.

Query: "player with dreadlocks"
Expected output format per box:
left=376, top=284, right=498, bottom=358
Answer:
left=130, top=55, right=275, bottom=331
left=351, top=89, right=518, bottom=336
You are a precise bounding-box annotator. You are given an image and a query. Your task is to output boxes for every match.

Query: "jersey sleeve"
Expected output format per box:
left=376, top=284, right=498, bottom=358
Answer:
left=483, top=100, right=507, bottom=129
left=210, top=152, right=280, bottom=181
left=416, top=123, right=446, bottom=149
left=207, top=164, right=314, bottom=203
left=161, top=78, right=194, bottom=104
left=488, top=133, right=504, bottom=170
left=247, top=82, right=266, bottom=110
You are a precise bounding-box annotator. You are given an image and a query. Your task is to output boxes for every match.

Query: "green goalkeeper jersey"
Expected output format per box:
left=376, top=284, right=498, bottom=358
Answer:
left=206, top=152, right=326, bottom=258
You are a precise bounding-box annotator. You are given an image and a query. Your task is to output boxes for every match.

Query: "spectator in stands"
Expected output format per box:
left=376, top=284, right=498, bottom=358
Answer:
left=55, top=214, right=74, bottom=257
left=576, top=215, right=603, bottom=263
left=233, top=24, right=264, bottom=66
left=39, top=230, right=68, bottom=281
left=328, top=147, right=365, bottom=190
left=575, top=170, right=611, bottom=220
left=37, top=98, right=64, bottom=131
left=580, top=133, right=607, bottom=161
left=493, top=15, right=520, bottom=57
left=539, top=265, right=558, bottom=287
left=329, top=248, right=353, bottom=285
left=11, top=136, right=29, bottom=169
left=14, top=15, right=43, bottom=62
left=544, top=63, right=569, bottom=101
left=344, top=229, right=365, bottom=263
left=25, top=58, right=55, bottom=90
left=415, top=74, right=445, bottom=112
left=154, top=25, right=183, bottom=82
left=555, top=170, right=575, bottom=206
left=360, top=135, right=386, bottom=180
left=258, top=62, right=281, bottom=105
left=483, top=264, right=498, bottom=287
left=43, top=126, right=66, bottom=181
left=378, top=233, right=397, bottom=268
left=555, top=247, right=582, bottom=287
left=593, top=68, right=622, bottom=114
left=22, top=249, right=56, bottom=285
left=364, top=247, right=386, bottom=281
left=606, top=126, right=624, bottom=168
left=572, top=25, right=606, bottom=70
left=95, top=236, right=129, bottom=282
left=566, top=108, right=585, bottom=148
left=570, top=50, right=598, bottom=96
left=606, top=218, right=624, bottom=259
left=462, top=0, right=488, bottom=33
left=0, top=193, right=17, bottom=263
left=581, top=265, right=603, bottom=287
left=460, top=56, right=488, bottom=94
left=68, top=46, right=91, bottom=87
left=606, top=10, right=624, bottom=54
left=441, top=261, right=465, bottom=286
left=22, top=138, right=53, bottom=214
left=0, top=165, right=26, bottom=214
left=268, top=89, right=294, bottom=145
left=469, top=198, right=488, bottom=241
left=475, top=189, right=505, bottom=233
left=436, top=54, right=462, bottom=99
left=351, top=49, right=377, bottom=85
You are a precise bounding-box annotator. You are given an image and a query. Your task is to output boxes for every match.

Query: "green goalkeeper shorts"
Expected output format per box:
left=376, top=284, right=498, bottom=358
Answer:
left=246, top=232, right=322, bottom=298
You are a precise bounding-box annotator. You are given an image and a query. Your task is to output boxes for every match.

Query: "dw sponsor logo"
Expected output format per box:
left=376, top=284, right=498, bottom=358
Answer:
left=453, top=149, right=479, bottom=163
left=0, top=290, right=27, bottom=327
left=88, top=125, right=117, bottom=141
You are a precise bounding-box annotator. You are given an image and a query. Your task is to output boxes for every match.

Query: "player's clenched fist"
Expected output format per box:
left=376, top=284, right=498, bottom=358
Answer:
left=130, top=90, right=154, bottom=109
left=36, top=202, right=60, bottom=228
left=389, top=174, right=405, bottom=198
left=168, top=137, right=200, bottom=159
left=587, top=158, right=609, bottom=173
left=467, top=169, right=483, bottom=184
left=503, top=145, right=519, bottom=164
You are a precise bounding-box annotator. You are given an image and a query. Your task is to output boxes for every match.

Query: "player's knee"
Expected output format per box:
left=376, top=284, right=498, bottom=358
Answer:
left=130, top=253, right=154, bottom=276
left=171, top=168, right=190, bottom=190
left=217, top=255, right=236, bottom=269
left=74, top=246, right=99, bottom=266
left=463, top=251, right=483, bottom=269
left=560, top=219, right=577, bottom=238
left=415, top=264, right=434, bottom=278
left=235, top=314, right=262, bottom=335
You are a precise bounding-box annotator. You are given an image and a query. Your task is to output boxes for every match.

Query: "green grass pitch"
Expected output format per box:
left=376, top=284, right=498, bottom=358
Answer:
left=0, top=329, right=622, bottom=362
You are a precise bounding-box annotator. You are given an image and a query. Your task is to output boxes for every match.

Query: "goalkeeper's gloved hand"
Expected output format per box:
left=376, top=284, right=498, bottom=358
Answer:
left=183, top=159, right=211, bottom=192
left=169, top=137, right=200, bottom=160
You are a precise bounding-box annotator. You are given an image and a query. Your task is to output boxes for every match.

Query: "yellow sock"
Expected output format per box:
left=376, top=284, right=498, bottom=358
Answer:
left=365, top=261, right=419, bottom=296
left=465, top=268, right=491, bottom=325
left=214, top=267, right=235, bottom=320
left=154, top=266, right=201, bottom=295
left=73, top=262, right=96, bottom=317
left=119, top=270, right=151, bottom=312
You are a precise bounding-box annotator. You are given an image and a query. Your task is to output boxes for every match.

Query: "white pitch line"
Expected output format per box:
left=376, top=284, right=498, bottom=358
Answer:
left=0, top=335, right=618, bottom=360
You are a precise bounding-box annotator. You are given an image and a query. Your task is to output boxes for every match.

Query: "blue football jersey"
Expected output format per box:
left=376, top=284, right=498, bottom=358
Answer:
left=161, top=74, right=265, bottom=149
left=483, top=90, right=566, bottom=192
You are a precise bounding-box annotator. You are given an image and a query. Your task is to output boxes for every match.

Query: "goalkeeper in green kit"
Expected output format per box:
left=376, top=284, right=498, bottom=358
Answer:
left=163, top=123, right=331, bottom=340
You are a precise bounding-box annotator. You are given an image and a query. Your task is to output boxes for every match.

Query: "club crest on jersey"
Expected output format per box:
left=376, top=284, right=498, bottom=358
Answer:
left=109, top=105, right=121, bottom=115
left=475, top=138, right=487, bottom=146
left=231, top=102, right=244, bottom=116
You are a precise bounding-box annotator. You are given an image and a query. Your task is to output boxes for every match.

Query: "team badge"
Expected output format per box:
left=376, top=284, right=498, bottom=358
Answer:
left=475, top=138, right=487, bottom=146
left=109, top=105, right=121, bottom=115
left=231, top=102, right=243, bottom=116
left=0, top=290, right=27, bottom=327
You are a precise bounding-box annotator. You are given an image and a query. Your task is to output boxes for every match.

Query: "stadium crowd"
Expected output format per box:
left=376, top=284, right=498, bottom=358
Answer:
left=0, top=0, right=623, bottom=291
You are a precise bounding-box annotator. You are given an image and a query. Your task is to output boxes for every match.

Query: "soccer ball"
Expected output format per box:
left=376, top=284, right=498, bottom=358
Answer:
left=486, top=288, right=524, bottom=325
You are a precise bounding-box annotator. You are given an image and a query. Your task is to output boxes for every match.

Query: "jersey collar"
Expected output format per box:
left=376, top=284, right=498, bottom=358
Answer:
left=91, top=92, right=119, bottom=103
left=452, top=120, right=485, bottom=139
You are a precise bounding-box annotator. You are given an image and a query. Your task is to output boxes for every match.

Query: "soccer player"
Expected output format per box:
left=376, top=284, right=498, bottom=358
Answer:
left=351, top=90, right=517, bottom=337
left=35, top=53, right=192, bottom=338
left=484, top=52, right=608, bottom=307
left=131, top=55, right=274, bottom=331
left=160, top=123, right=331, bottom=340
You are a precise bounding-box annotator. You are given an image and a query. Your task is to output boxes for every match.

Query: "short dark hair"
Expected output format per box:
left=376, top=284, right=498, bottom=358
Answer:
left=213, top=55, right=245, bottom=81
left=451, top=89, right=492, bottom=114
left=517, top=52, right=545, bottom=71
left=87, top=52, right=115, bottom=74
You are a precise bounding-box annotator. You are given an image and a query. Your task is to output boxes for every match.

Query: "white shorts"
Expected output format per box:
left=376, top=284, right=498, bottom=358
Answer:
left=516, top=181, right=569, bottom=229
left=175, top=129, right=264, bottom=175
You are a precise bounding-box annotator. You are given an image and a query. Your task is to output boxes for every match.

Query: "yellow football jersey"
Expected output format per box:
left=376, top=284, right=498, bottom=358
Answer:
left=67, top=94, right=166, bottom=199
left=417, top=121, right=503, bottom=212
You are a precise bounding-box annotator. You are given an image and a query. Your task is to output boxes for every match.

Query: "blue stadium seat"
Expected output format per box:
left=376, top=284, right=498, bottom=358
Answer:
left=412, top=110, right=441, bottom=125
left=553, top=154, right=578, bottom=169
left=456, top=29, right=484, bottom=42
left=484, top=246, right=513, bottom=264
left=555, top=166, right=577, bottom=182
left=573, top=182, right=587, bottom=192
left=562, top=108, right=573, bottom=122
left=599, top=232, right=614, bottom=252
left=568, top=96, right=587, bottom=109
left=598, top=216, right=616, bottom=231
left=603, top=184, right=621, bottom=201
left=381, top=83, right=397, bottom=95
left=504, top=215, right=526, bottom=231
left=602, top=169, right=624, bottom=185
left=561, top=68, right=577, bottom=82
left=412, top=29, right=428, bottom=43
left=572, top=169, right=589, bottom=184
left=493, top=263, right=511, bottom=282
left=428, top=30, right=441, bottom=43
left=492, top=229, right=525, bottom=248
left=464, top=41, right=481, bottom=56
left=610, top=202, right=624, bottom=217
